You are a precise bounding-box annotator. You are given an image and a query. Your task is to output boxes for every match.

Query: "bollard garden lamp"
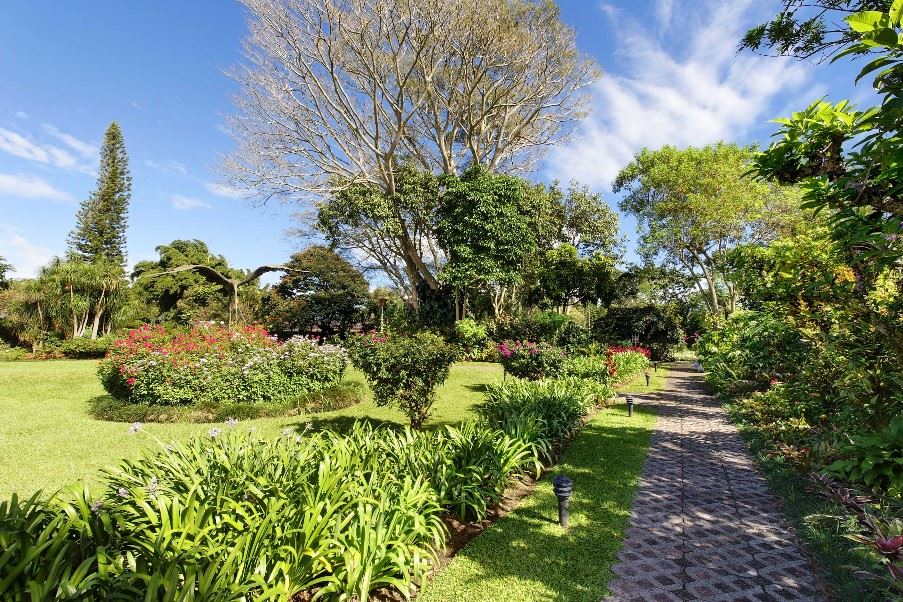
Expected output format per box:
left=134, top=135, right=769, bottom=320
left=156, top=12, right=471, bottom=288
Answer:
left=626, top=394, right=635, bottom=417
left=552, top=474, right=573, bottom=528
left=645, top=371, right=650, bottom=386
left=653, top=361, right=659, bottom=372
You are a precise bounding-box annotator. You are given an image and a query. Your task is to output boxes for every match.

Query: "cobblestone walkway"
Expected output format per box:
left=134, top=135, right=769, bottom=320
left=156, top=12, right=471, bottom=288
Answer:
left=606, top=363, right=826, bottom=602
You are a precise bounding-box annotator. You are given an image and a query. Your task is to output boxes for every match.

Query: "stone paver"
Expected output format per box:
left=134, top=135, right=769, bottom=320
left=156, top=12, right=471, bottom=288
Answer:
left=606, top=363, right=826, bottom=602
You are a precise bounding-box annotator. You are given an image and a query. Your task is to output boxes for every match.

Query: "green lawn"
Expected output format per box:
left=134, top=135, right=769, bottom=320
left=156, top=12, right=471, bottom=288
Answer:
left=0, top=359, right=502, bottom=499
left=420, top=367, right=667, bottom=602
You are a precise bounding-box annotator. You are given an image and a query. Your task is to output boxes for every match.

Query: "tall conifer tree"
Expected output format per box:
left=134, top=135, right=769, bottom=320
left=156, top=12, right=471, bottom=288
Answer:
left=68, top=122, right=131, bottom=267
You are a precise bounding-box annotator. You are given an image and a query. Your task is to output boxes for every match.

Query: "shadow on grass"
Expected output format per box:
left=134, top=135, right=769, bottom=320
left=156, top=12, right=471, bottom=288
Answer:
left=464, top=383, right=491, bottom=394
left=421, top=405, right=656, bottom=602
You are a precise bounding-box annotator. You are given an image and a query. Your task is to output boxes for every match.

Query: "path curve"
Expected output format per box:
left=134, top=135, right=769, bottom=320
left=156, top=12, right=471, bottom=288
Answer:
left=606, top=363, right=826, bottom=602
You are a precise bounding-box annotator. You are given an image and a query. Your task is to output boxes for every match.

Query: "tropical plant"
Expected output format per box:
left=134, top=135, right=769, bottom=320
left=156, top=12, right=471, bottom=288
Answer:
left=347, top=332, right=459, bottom=429
left=496, top=340, right=567, bottom=381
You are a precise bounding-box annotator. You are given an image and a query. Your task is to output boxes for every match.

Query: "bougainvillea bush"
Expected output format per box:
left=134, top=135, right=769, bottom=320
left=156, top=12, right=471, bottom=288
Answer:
left=98, top=324, right=347, bottom=407
left=497, top=340, right=567, bottom=380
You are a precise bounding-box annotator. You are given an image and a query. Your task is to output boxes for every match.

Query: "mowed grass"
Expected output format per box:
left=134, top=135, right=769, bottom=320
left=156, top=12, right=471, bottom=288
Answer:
left=0, top=359, right=501, bottom=499
left=419, top=367, right=667, bottom=602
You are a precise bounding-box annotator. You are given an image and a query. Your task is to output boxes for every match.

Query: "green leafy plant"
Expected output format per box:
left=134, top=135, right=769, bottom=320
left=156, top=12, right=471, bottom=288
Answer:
left=347, top=332, right=459, bottom=429
left=828, top=414, right=903, bottom=497
left=496, top=340, right=566, bottom=380
left=454, top=319, right=489, bottom=360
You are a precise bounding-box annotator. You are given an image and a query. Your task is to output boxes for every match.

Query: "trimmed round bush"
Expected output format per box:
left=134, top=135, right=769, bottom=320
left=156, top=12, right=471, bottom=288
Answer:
left=98, top=324, right=347, bottom=407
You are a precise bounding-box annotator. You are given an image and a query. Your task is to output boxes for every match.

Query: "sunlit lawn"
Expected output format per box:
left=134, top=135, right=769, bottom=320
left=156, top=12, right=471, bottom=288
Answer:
left=0, top=359, right=502, bottom=499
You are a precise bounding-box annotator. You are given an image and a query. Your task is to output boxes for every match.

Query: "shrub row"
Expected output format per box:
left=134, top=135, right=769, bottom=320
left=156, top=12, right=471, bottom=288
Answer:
left=0, top=377, right=600, bottom=600
left=98, top=324, right=347, bottom=407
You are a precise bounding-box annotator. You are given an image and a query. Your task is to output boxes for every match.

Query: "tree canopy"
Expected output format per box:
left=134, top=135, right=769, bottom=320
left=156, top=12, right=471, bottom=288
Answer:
left=614, top=142, right=802, bottom=316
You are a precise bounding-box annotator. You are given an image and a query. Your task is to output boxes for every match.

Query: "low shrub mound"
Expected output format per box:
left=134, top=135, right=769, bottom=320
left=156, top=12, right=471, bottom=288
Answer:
left=0, top=376, right=602, bottom=600
left=496, top=340, right=566, bottom=380
left=98, top=324, right=348, bottom=411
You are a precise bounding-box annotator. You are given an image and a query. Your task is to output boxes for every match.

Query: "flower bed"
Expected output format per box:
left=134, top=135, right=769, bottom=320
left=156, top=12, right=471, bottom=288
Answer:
left=0, top=377, right=601, bottom=600
left=98, top=324, right=347, bottom=407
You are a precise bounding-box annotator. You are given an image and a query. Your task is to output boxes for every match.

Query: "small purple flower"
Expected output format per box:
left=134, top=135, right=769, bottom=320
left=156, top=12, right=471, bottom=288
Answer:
left=128, top=422, right=142, bottom=435
left=117, top=487, right=129, bottom=498
left=147, top=476, right=159, bottom=497
left=208, top=428, right=221, bottom=439
left=90, top=499, right=104, bottom=514
left=885, top=233, right=900, bottom=243
left=226, top=417, right=239, bottom=428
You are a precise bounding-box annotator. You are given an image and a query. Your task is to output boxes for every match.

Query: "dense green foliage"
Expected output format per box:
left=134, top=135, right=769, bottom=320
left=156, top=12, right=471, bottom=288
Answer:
left=262, top=246, right=369, bottom=339
left=496, top=340, right=567, bottom=381
left=67, top=122, right=130, bottom=267
left=347, top=332, right=459, bottom=428
left=98, top=324, right=347, bottom=408
left=436, top=167, right=537, bottom=317
left=593, top=305, right=683, bottom=361
left=131, top=240, right=253, bottom=327
left=0, top=369, right=605, bottom=600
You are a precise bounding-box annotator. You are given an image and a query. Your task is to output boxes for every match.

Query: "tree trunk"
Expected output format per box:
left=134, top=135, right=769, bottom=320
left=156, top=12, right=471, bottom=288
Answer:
left=91, top=285, right=107, bottom=340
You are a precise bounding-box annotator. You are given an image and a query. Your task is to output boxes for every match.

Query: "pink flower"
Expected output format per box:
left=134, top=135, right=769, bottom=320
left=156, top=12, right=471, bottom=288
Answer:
left=876, top=535, right=903, bottom=555
left=126, top=377, right=136, bottom=386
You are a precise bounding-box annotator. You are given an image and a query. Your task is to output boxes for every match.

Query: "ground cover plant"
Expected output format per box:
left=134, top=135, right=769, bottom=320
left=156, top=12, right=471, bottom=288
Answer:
left=98, top=324, right=347, bottom=412
left=0, top=360, right=502, bottom=499
left=0, top=366, right=613, bottom=599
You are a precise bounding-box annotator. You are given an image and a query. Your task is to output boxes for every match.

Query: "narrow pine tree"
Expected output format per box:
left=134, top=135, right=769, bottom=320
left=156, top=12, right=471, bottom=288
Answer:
left=68, top=122, right=131, bottom=266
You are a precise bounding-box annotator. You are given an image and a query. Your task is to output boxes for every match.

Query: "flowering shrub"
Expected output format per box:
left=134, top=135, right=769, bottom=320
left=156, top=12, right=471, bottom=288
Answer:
left=497, top=340, right=566, bottom=380
left=98, top=324, right=347, bottom=407
left=346, top=332, right=459, bottom=429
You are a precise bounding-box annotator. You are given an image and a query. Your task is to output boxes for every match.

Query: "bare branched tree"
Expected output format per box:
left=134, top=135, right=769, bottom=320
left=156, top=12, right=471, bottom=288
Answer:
left=224, top=0, right=599, bottom=305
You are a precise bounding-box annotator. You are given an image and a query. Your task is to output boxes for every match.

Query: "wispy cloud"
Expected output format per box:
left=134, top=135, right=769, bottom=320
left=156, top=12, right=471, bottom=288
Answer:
left=0, top=126, right=96, bottom=176
left=0, top=224, right=57, bottom=278
left=14, top=111, right=28, bottom=120
left=171, top=194, right=212, bottom=210
left=146, top=159, right=187, bottom=175
left=42, top=124, right=97, bottom=157
left=131, top=101, right=145, bottom=111
left=0, top=173, right=72, bottom=202
left=546, top=0, right=809, bottom=191
left=205, top=182, right=244, bottom=199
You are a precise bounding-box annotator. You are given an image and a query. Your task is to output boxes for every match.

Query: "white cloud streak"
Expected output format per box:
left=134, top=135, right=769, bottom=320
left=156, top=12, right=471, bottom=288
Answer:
left=205, top=182, right=244, bottom=199
left=171, top=194, right=213, bottom=210
left=0, top=225, right=57, bottom=278
left=546, top=0, right=810, bottom=191
left=0, top=173, right=71, bottom=202
left=146, top=159, right=188, bottom=175
left=42, top=124, right=97, bottom=157
left=0, top=126, right=96, bottom=176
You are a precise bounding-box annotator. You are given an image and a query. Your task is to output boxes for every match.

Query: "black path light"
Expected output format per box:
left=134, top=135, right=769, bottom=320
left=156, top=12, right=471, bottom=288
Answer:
left=626, top=395, right=635, bottom=417
left=645, top=371, right=651, bottom=386
left=552, top=474, right=573, bottom=528
left=653, top=361, right=659, bottom=372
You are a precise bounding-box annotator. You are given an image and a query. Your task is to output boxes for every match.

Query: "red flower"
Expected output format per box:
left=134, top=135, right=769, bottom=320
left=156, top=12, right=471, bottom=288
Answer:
left=126, top=377, right=136, bottom=386
left=876, top=535, right=903, bottom=555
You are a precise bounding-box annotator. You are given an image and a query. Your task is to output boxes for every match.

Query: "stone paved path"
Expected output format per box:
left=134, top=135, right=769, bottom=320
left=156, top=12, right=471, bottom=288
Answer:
left=606, top=363, right=827, bottom=602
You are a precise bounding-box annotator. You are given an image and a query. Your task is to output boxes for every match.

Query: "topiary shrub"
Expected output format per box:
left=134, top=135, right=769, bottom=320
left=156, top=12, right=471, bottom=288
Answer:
left=347, top=332, right=459, bottom=429
left=496, top=340, right=566, bottom=380
left=98, top=324, right=347, bottom=408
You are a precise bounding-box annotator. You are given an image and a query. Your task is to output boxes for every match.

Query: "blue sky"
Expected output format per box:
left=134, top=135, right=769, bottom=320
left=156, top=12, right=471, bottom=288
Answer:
left=0, top=0, right=870, bottom=282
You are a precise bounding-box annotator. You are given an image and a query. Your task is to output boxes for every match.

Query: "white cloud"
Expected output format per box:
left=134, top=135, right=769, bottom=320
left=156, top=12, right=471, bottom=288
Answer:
left=171, top=194, right=212, bottom=210
left=0, top=127, right=95, bottom=176
left=546, top=0, right=809, bottom=191
left=41, top=124, right=97, bottom=157
left=0, top=173, right=71, bottom=202
left=0, top=225, right=57, bottom=278
left=131, top=101, right=145, bottom=111
left=14, top=111, right=28, bottom=120
left=146, top=159, right=187, bottom=175
left=205, top=182, right=244, bottom=199
left=655, top=0, right=675, bottom=28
